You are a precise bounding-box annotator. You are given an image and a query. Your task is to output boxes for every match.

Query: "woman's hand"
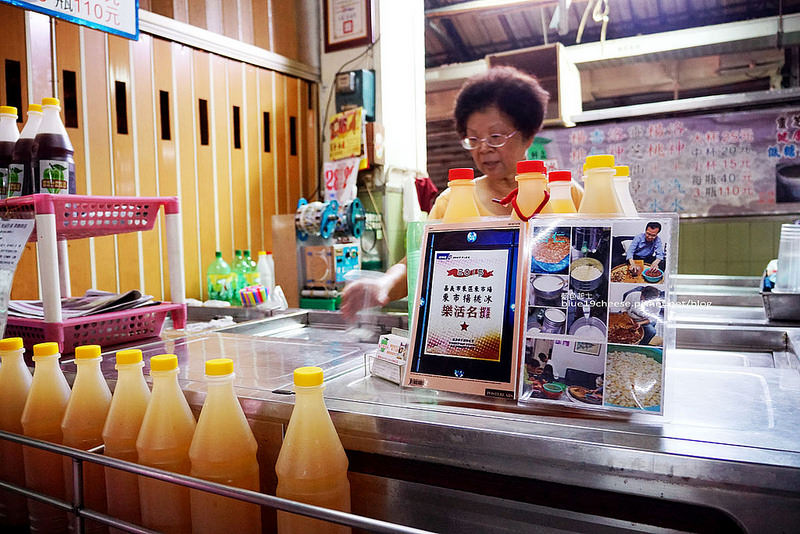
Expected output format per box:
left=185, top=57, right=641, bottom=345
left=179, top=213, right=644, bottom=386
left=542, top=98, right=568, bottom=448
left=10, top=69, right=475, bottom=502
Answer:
left=340, top=276, right=392, bottom=321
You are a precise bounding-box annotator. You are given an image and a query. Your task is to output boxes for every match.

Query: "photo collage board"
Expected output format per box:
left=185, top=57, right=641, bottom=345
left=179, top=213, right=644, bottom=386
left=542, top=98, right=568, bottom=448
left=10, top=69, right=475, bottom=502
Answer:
left=519, top=215, right=676, bottom=415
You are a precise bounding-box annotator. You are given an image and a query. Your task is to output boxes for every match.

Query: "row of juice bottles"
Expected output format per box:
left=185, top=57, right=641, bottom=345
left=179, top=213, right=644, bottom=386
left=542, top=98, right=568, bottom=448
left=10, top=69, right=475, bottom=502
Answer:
left=0, top=338, right=351, bottom=534
left=442, top=154, right=638, bottom=221
left=0, top=99, right=76, bottom=198
left=206, top=250, right=276, bottom=304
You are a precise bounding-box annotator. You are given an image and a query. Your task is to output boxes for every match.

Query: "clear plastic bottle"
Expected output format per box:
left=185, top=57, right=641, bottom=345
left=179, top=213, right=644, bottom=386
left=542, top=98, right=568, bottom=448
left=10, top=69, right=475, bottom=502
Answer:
left=613, top=165, right=638, bottom=216
left=512, top=160, right=549, bottom=219
left=136, top=354, right=196, bottom=534
left=276, top=366, right=351, bottom=534
left=32, top=97, right=75, bottom=195
left=547, top=170, right=577, bottom=213
left=243, top=250, right=259, bottom=287
left=578, top=155, right=623, bottom=215
left=206, top=251, right=234, bottom=302
left=20, top=342, right=71, bottom=534
left=102, top=349, right=151, bottom=534
left=0, top=337, right=32, bottom=530
left=442, top=168, right=480, bottom=222
left=61, top=345, right=112, bottom=534
left=10, top=104, right=43, bottom=197
left=0, top=106, right=20, bottom=200
left=189, top=358, right=260, bottom=534
left=257, top=250, right=275, bottom=294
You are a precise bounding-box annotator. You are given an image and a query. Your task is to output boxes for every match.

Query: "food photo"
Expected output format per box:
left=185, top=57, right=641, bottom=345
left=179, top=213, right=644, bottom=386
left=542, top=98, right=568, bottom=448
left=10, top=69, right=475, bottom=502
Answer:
left=603, top=345, right=664, bottom=412
left=528, top=273, right=569, bottom=307
left=607, top=284, right=664, bottom=346
left=610, top=221, right=668, bottom=284
left=521, top=338, right=605, bottom=406
left=526, top=306, right=568, bottom=336
left=531, top=226, right=571, bottom=274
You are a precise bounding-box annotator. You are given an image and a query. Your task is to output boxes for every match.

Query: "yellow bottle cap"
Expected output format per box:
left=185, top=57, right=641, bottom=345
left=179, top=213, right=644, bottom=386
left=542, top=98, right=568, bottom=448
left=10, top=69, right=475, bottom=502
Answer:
left=0, top=106, right=17, bottom=115
left=116, top=349, right=143, bottom=365
left=33, top=342, right=60, bottom=357
left=583, top=155, right=615, bottom=171
left=75, top=345, right=101, bottom=359
left=0, top=337, right=24, bottom=351
left=28, top=104, right=42, bottom=113
left=294, top=366, right=323, bottom=387
left=614, top=165, right=630, bottom=177
left=205, top=358, right=234, bottom=376
left=42, top=97, right=60, bottom=107
left=150, top=354, right=178, bottom=371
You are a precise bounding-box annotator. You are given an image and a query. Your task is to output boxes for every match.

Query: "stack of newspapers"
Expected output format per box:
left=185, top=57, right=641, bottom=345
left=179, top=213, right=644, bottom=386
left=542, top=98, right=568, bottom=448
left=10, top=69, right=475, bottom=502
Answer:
left=9, top=289, right=157, bottom=320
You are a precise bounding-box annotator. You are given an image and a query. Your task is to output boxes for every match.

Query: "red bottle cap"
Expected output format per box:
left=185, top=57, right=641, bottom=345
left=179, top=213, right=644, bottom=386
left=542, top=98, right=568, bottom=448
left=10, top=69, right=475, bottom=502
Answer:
left=448, top=168, right=474, bottom=181
left=548, top=170, right=571, bottom=182
left=517, top=160, right=546, bottom=174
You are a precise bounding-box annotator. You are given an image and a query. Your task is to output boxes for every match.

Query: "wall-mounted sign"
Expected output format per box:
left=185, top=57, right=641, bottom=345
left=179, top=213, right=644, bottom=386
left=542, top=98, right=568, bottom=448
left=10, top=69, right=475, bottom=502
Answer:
left=323, top=0, right=373, bottom=53
left=2, top=0, right=139, bottom=40
left=329, top=107, right=363, bottom=161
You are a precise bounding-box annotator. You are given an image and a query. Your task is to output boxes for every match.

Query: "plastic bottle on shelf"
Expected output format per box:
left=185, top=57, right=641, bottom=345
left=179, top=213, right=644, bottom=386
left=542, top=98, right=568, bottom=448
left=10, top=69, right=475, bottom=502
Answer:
left=0, top=337, right=32, bottom=530
left=206, top=251, right=234, bottom=302
left=10, top=103, right=43, bottom=197
left=276, top=366, right=351, bottom=534
left=61, top=345, right=112, bottom=534
left=442, top=168, right=481, bottom=222
left=32, top=97, right=75, bottom=195
left=257, top=250, right=275, bottom=294
left=243, top=250, right=259, bottom=287
left=0, top=106, right=20, bottom=200
left=577, top=154, right=623, bottom=215
left=547, top=170, right=577, bottom=214
left=232, top=249, right=247, bottom=296
left=20, top=342, right=71, bottom=534
left=102, top=349, right=151, bottom=534
left=613, top=165, right=638, bottom=216
left=189, top=358, right=260, bottom=534
left=136, top=354, right=196, bottom=534
left=512, top=160, right=550, bottom=219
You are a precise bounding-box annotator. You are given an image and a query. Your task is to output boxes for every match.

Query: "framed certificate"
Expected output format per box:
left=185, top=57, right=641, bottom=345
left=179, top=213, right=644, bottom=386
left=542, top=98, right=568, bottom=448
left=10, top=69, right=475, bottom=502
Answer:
left=324, top=0, right=374, bottom=53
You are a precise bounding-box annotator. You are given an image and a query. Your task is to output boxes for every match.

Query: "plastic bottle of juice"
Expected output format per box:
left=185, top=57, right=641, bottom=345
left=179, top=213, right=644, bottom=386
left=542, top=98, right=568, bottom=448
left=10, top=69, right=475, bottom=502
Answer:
left=0, top=106, right=20, bottom=200
left=102, top=349, right=151, bottom=534
left=257, top=250, right=275, bottom=293
left=578, top=154, right=623, bottom=215
left=10, top=104, right=43, bottom=197
left=0, top=337, right=32, bottom=530
left=442, top=168, right=480, bottom=222
left=206, top=251, right=234, bottom=302
left=243, top=250, right=259, bottom=287
left=61, top=345, right=112, bottom=534
left=547, top=170, right=577, bottom=213
left=136, top=354, right=196, bottom=534
left=613, top=165, right=638, bottom=216
left=276, top=366, right=351, bottom=534
left=512, top=160, right=550, bottom=219
left=32, top=97, right=75, bottom=195
left=189, top=358, right=260, bottom=534
left=20, top=342, right=71, bottom=534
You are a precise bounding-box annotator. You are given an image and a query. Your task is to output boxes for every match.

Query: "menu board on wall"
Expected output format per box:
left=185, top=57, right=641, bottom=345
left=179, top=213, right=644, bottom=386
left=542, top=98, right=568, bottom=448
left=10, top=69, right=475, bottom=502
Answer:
left=1, top=0, right=139, bottom=40
left=539, top=107, right=800, bottom=217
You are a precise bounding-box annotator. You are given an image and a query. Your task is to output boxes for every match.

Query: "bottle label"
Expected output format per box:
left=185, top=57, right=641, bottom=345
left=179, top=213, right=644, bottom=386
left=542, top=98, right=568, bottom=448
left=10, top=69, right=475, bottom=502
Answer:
left=244, top=271, right=259, bottom=287
left=39, top=159, right=69, bottom=194
left=207, top=273, right=235, bottom=301
left=0, top=168, right=7, bottom=197
left=6, top=164, right=22, bottom=197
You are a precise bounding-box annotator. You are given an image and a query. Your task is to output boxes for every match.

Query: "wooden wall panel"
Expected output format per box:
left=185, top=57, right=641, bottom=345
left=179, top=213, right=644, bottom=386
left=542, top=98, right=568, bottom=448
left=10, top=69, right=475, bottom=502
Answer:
left=54, top=21, right=92, bottom=298
left=205, top=0, right=224, bottom=35
left=273, top=73, right=288, bottom=214
left=27, top=12, right=52, bottom=104
left=222, top=0, right=240, bottom=40
left=82, top=28, right=118, bottom=294
left=271, top=0, right=299, bottom=62
left=173, top=43, right=203, bottom=299
left=285, top=75, right=300, bottom=208
left=238, top=0, right=255, bottom=46
left=244, top=65, right=263, bottom=252
left=193, top=50, right=217, bottom=298
left=211, top=54, right=233, bottom=258
left=250, top=0, right=271, bottom=51
left=131, top=34, right=165, bottom=300
left=187, top=0, right=208, bottom=30
left=258, top=68, right=277, bottom=252
left=301, top=80, right=317, bottom=200
left=108, top=35, right=141, bottom=293
left=227, top=60, right=249, bottom=252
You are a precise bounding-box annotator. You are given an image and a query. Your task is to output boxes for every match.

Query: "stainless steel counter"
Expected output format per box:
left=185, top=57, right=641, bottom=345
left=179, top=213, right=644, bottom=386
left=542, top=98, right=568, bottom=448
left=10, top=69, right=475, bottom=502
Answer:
left=79, top=294, right=800, bottom=533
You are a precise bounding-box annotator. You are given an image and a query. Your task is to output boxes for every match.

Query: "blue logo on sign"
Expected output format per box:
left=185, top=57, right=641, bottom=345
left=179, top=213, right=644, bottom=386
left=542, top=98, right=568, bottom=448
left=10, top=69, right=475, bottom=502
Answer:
left=467, top=232, right=477, bottom=243
left=436, top=252, right=451, bottom=260
left=454, top=369, right=464, bottom=378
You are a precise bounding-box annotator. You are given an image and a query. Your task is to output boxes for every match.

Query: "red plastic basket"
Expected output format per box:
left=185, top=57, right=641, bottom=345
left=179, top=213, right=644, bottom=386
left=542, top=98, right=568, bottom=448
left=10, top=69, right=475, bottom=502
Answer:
left=5, top=303, right=187, bottom=355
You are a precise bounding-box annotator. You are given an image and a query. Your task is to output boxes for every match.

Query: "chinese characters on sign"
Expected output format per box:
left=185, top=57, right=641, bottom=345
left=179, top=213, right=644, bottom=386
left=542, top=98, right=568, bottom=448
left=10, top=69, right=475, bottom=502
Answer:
left=0, top=218, right=35, bottom=337
left=325, top=0, right=372, bottom=51
left=2, top=0, right=138, bottom=40
left=543, top=107, right=800, bottom=216
left=329, top=107, right=363, bottom=161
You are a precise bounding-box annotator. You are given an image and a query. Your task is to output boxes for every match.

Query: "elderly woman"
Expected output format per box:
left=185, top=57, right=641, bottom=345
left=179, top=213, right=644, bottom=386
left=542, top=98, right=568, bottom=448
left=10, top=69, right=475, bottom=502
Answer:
left=341, top=66, right=581, bottom=319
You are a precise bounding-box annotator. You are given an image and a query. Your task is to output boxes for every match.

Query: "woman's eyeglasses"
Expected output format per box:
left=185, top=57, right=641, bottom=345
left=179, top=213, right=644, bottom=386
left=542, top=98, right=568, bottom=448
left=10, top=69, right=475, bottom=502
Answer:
left=460, top=131, right=518, bottom=150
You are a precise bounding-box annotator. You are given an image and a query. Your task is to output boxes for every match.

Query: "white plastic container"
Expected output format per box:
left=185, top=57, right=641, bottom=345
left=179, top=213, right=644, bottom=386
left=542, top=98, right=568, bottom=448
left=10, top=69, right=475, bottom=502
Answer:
left=613, top=165, right=638, bottom=216
left=0, top=106, right=20, bottom=199
left=257, top=250, right=275, bottom=293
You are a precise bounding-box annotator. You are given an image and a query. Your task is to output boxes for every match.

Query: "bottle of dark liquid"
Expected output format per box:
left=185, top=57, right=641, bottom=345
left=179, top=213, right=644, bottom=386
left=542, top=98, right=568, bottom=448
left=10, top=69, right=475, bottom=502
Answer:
left=32, top=98, right=75, bottom=195
left=10, top=104, right=42, bottom=197
left=0, top=106, right=20, bottom=200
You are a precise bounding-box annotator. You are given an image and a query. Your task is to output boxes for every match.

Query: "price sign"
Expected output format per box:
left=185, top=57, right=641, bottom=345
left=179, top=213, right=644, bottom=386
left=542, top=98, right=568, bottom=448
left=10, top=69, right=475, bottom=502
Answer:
left=2, top=0, right=139, bottom=40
